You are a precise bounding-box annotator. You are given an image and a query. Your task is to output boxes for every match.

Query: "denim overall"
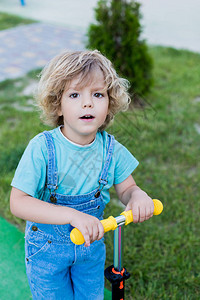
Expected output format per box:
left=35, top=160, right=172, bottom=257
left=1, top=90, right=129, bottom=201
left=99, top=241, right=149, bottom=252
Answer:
left=25, top=131, right=115, bottom=300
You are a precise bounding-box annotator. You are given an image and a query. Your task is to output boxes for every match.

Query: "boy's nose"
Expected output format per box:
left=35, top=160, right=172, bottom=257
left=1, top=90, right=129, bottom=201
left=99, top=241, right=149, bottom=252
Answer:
left=82, top=95, right=94, bottom=108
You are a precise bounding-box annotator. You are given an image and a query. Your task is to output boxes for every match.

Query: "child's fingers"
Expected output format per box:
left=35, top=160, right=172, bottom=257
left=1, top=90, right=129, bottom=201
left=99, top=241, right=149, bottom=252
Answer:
left=138, top=206, right=146, bottom=223
left=132, top=206, right=150, bottom=223
left=146, top=206, right=154, bottom=220
left=83, top=220, right=104, bottom=246
left=144, top=202, right=154, bottom=221
left=132, top=205, right=139, bottom=223
left=90, top=227, right=98, bottom=243
left=91, top=222, right=104, bottom=242
left=131, top=198, right=155, bottom=223
left=83, top=230, right=91, bottom=247
left=84, top=241, right=90, bottom=247
left=97, top=222, right=104, bottom=241
left=82, top=225, right=94, bottom=247
left=139, top=204, right=154, bottom=222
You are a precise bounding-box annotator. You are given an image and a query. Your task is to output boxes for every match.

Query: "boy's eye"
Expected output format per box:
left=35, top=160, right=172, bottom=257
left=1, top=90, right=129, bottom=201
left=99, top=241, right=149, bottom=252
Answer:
left=69, top=93, right=79, bottom=99
left=94, top=93, right=104, bottom=98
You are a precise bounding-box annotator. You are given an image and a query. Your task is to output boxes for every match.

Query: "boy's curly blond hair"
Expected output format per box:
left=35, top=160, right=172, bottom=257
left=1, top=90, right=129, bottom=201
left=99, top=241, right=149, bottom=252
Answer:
left=36, top=50, right=131, bottom=131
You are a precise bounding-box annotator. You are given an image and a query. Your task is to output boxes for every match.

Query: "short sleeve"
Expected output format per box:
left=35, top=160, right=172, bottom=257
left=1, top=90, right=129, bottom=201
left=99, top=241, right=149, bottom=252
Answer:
left=113, top=141, right=139, bottom=184
left=11, top=134, right=48, bottom=198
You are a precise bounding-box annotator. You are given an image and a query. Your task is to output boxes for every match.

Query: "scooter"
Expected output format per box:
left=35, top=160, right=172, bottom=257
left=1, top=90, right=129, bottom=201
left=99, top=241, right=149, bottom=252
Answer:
left=70, top=199, right=163, bottom=300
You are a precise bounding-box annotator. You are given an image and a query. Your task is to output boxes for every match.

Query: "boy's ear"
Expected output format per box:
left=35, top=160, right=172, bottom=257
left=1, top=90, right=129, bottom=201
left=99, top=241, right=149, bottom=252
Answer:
left=57, top=106, right=62, bottom=117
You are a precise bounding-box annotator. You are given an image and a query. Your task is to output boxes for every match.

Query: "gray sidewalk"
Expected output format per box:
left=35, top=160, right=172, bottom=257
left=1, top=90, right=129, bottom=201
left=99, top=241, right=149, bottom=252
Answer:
left=0, top=0, right=199, bottom=52
left=0, top=0, right=200, bottom=82
left=0, top=23, right=84, bottom=82
left=0, top=0, right=98, bottom=30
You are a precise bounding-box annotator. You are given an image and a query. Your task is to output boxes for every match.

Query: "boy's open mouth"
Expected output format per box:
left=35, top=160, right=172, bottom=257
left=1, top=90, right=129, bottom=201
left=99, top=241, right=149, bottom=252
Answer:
left=80, top=115, right=95, bottom=120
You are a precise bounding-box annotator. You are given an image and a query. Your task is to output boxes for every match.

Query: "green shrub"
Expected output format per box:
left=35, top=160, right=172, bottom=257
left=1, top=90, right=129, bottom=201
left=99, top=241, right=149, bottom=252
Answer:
left=87, top=0, right=153, bottom=104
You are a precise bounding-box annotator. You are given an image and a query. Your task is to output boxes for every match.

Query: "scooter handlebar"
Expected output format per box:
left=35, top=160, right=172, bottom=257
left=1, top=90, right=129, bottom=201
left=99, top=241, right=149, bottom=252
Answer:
left=121, top=198, right=163, bottom=225
left=70, top=199, right=163, bottom=245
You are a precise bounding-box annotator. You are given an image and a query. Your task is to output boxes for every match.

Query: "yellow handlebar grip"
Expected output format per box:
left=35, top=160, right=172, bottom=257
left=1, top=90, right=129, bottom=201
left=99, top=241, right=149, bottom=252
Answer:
left=101, top=216, right=118, bottom=232
left=70, top=216, right=118, bottom=245
left=153, top=199, right=163, bottom=215
left=120, top=210, right=133, bottom=225
left=70, top=228, right=85, bottom=245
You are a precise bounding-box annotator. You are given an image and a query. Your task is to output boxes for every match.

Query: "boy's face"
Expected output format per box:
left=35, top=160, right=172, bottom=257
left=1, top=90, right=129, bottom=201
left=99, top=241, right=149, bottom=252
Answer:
left=58, top=68, right=109, bottom=145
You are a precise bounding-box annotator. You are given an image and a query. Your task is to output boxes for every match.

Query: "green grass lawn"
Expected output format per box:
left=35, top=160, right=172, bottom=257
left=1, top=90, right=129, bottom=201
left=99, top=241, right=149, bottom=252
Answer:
left=0, top=12, right=36, bottom=30
left=0, top=13, right=200, bottom=300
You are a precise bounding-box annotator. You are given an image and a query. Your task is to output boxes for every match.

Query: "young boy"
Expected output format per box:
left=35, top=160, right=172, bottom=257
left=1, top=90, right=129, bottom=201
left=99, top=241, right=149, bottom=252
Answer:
left=10, top=50, right=154, bottom=299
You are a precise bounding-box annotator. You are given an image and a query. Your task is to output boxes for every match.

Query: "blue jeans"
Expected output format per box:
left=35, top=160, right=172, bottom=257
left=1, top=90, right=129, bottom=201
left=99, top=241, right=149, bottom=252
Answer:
left=25, top=227, right=105, bottom=299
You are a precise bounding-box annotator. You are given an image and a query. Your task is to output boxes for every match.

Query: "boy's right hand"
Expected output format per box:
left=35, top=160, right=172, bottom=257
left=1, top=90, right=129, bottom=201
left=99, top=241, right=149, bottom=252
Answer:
left=69, top=210, right=104, bottom=247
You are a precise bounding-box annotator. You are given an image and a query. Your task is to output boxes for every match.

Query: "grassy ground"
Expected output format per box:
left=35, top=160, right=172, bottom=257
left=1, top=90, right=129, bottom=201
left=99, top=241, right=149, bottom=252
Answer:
left=0, top=13, right=200, bottom=300
left=0, top=12, right=36, bottom=30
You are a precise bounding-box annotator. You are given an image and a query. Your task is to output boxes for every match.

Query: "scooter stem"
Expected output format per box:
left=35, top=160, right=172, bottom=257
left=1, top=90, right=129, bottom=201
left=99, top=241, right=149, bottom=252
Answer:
left=114, top=225, right=123, bottom=271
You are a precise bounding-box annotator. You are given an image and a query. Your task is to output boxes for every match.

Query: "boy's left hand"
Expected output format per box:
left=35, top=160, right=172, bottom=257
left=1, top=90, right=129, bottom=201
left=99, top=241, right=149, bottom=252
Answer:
left=125, top=189, right=154, bottom=223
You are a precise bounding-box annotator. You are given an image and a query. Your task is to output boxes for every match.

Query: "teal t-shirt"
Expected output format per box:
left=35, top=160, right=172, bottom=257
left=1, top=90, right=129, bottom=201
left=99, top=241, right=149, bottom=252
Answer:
left=11, top=127, right=139, bottom=204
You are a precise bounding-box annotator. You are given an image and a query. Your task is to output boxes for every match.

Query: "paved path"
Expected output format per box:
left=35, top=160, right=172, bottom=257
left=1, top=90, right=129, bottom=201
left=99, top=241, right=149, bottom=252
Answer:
left=0, top=0, right=98, bottom=30
left=0, top=0, right=200, bottom=53
left=0, top=23, right=85, bottom=81
left=0, top=0, right=200, bottom=81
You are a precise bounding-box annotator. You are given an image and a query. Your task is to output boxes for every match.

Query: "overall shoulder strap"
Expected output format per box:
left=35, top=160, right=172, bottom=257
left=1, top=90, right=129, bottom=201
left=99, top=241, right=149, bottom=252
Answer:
left=42, top=131, right=58, bottom=191
left=99, top=134, right=115, bottom=186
